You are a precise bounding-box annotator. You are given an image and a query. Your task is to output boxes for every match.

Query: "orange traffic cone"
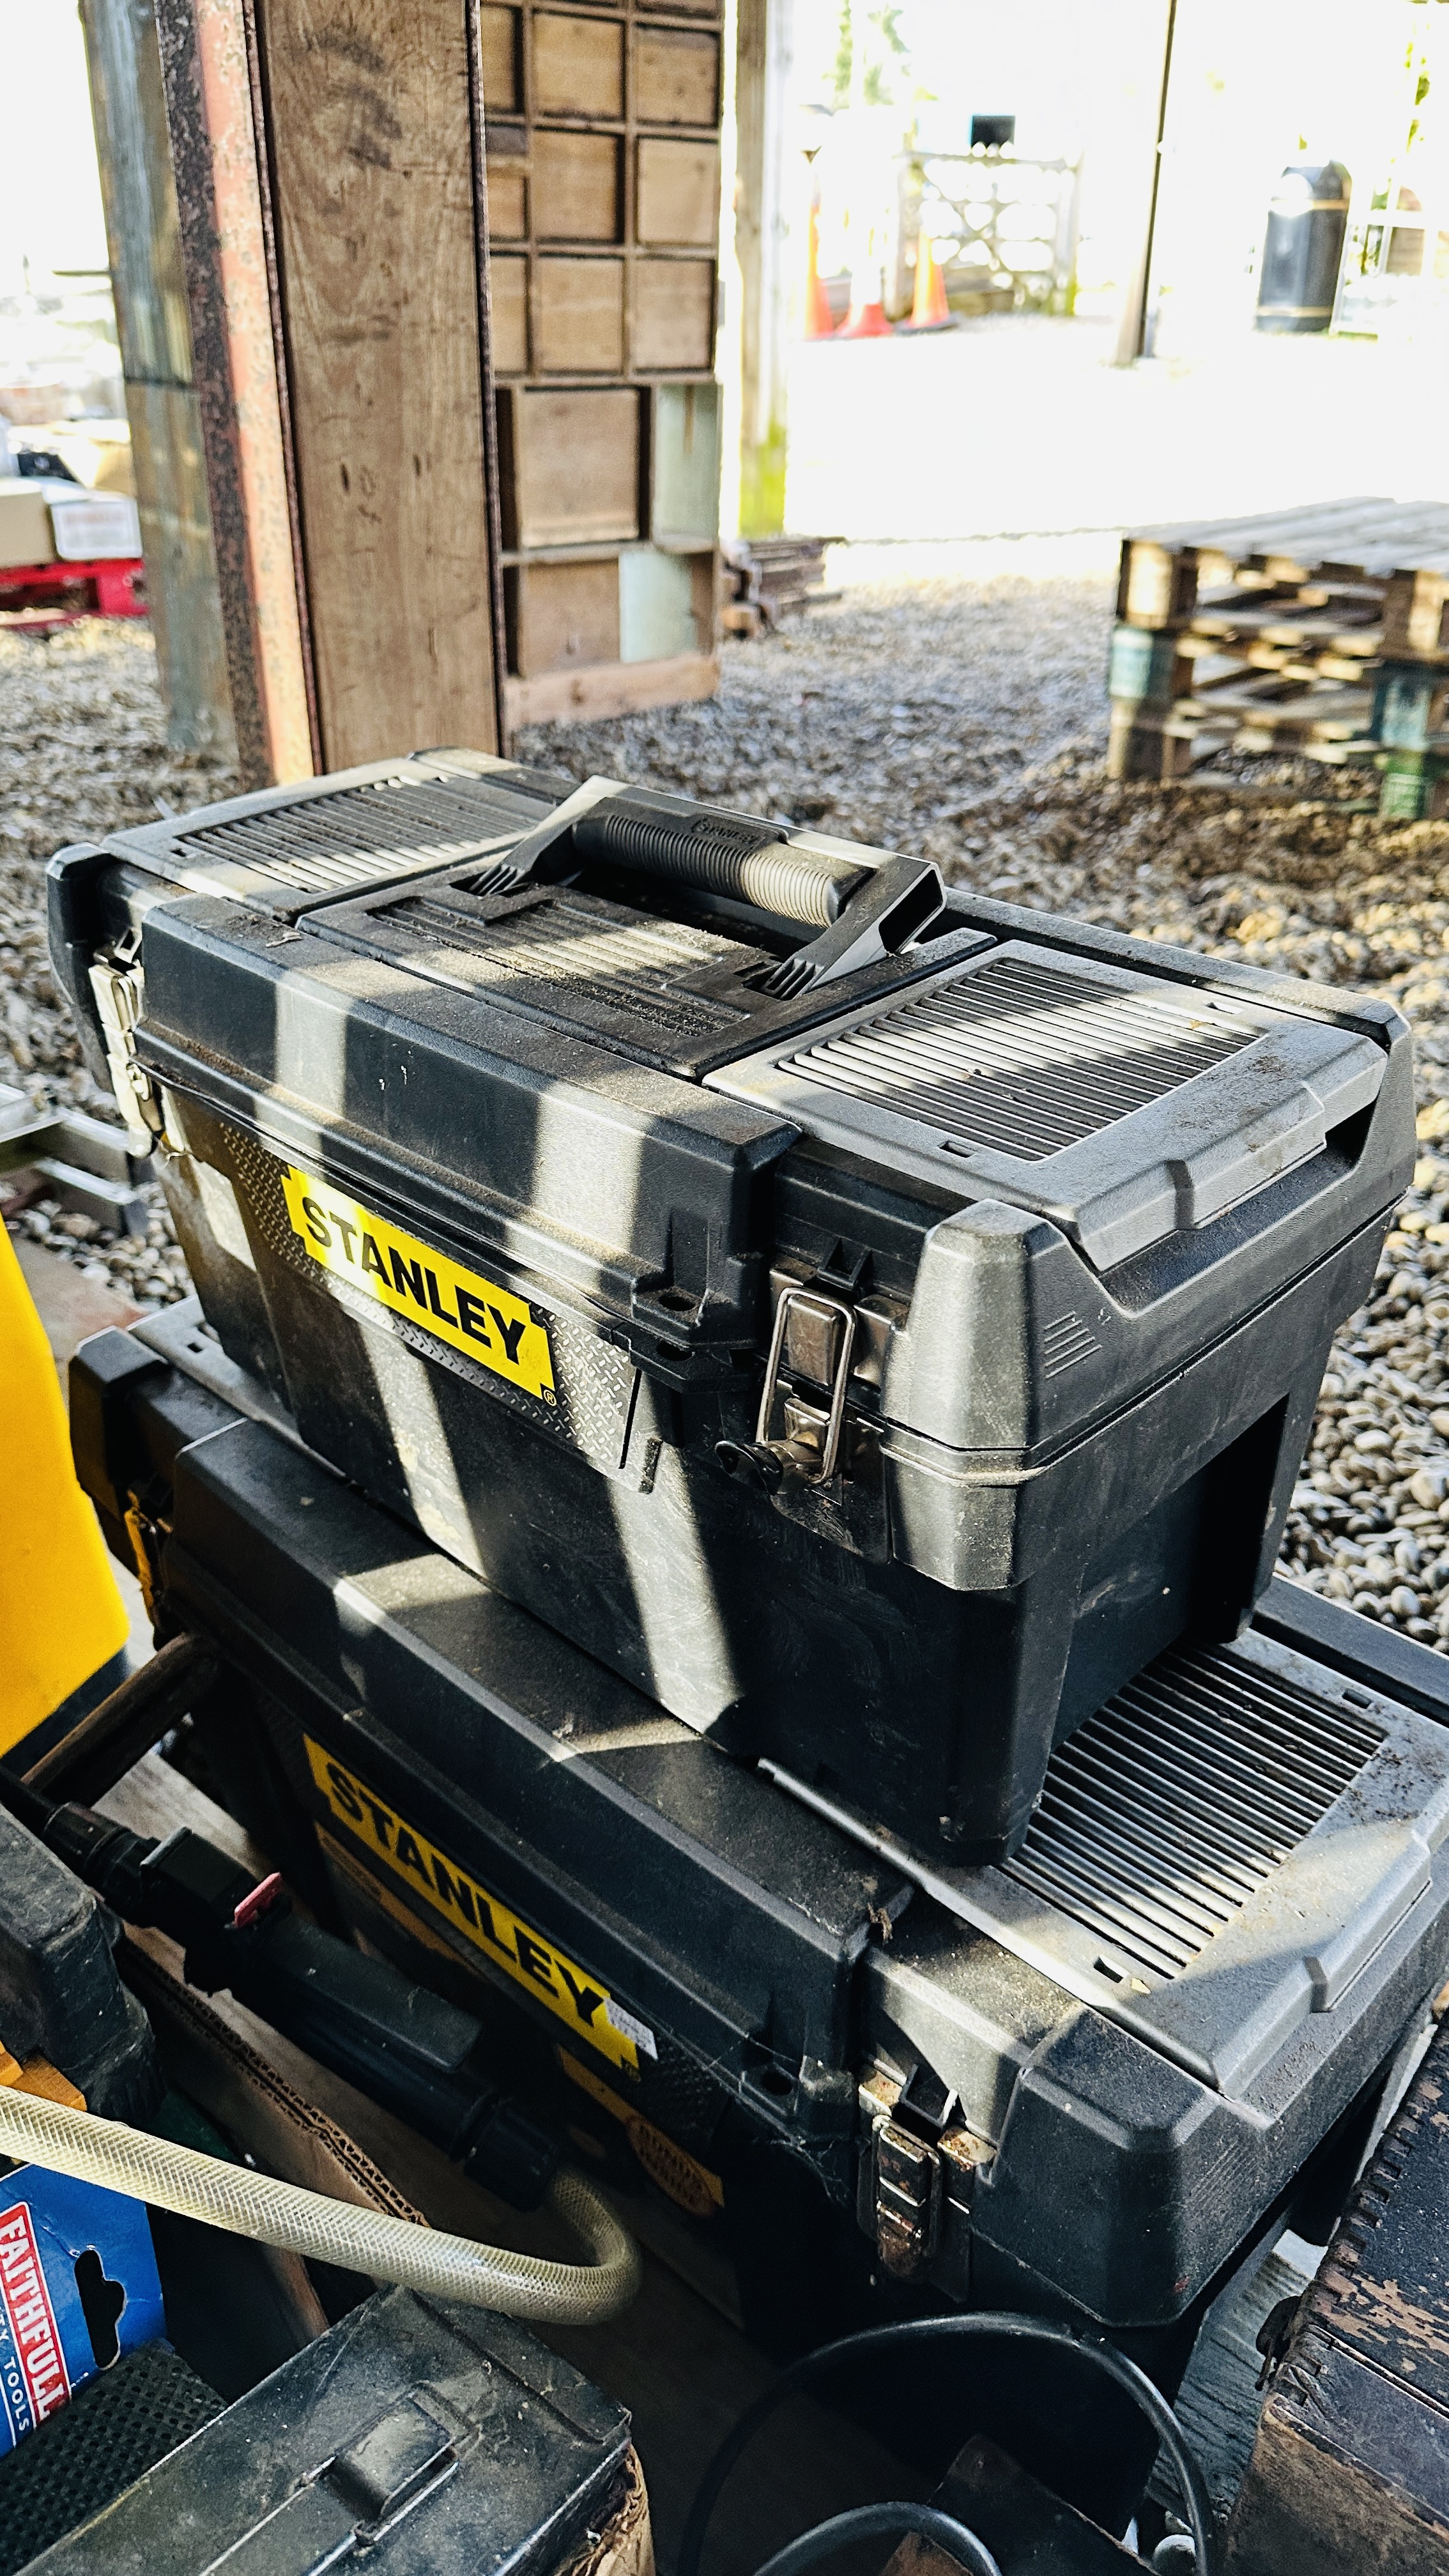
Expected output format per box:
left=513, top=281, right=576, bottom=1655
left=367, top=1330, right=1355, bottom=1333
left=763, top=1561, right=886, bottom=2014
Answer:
left=834, top=263, right=894, bottom=339
left=901, top=233, right=954, bottom=332
left=803, top=203, right=834, bottom=339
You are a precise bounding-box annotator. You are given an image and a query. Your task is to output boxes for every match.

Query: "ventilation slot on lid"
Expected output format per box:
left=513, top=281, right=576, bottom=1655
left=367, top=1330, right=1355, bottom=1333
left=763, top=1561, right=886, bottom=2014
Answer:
left=1004, top=1646, right=1384, bottom=1982
left=375, top=891, right=746, bottom=1036
left=172, top=775, right=532, bottom=898
left=783, top=953, right=1268, bottom=1161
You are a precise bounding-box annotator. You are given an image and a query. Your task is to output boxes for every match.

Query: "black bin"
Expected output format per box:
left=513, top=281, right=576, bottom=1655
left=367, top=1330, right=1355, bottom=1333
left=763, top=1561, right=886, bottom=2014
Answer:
left=1256, top=160, right=1351, bottom=333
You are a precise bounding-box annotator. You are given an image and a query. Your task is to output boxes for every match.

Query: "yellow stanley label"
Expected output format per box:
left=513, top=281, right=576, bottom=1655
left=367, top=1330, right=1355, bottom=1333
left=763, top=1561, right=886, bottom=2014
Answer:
left=280, top=1164, right=555, bottom=1402
left=305, top=1739, right=643, bottom=2071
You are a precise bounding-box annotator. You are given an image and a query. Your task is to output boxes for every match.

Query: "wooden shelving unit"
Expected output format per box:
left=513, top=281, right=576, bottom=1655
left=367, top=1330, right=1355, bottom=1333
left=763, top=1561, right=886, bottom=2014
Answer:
left=481, top=0, right=723, bottom=727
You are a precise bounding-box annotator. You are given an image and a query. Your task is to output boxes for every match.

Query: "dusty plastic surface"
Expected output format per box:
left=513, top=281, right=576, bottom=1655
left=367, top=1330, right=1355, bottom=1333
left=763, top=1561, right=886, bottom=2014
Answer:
left=24, top=2283, right=635, bottom=2575
left=0, top=1809, right=157, bottom=2120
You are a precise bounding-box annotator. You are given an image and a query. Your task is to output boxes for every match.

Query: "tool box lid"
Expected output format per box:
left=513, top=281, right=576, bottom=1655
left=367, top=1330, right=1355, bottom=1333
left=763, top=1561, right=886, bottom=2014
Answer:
left=705, top=934, right=1390, bottom=1270
left=86, top=749, right=568, bottom=914
left=72, top=761, right=1403, bottom=1280
left=31, top=2285, right=631, bottom=2574
left=67, top=760, right=1412, bottom=1449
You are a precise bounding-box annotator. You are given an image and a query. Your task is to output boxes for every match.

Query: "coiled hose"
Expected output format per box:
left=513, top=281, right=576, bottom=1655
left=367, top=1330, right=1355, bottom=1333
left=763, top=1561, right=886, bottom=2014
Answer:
left=679, top=2312, right=1216, bottom=2576
left=573, top=806, right=867, bottom=928
left=0, top=2085, right=640, bottom=2326
left=755, top=2504, right=1002, bottom=2576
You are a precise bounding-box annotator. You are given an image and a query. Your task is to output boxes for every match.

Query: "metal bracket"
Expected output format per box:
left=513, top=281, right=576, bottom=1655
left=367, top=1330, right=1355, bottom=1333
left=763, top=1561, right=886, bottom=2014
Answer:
left=121, top=1489, right=169, bottom=1627
left=0, top=1078, right=154, bottom=1236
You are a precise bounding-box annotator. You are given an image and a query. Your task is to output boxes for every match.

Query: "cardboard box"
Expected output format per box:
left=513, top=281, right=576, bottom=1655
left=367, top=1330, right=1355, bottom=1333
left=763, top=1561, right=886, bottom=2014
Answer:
left=0, top=481, right=57, bottom=570
left=38, top=421, right=135, bottom=498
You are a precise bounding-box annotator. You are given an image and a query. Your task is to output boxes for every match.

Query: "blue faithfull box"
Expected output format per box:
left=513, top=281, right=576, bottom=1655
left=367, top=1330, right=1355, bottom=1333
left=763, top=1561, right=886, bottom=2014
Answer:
left=0, top=2164, right=164, bottom=2453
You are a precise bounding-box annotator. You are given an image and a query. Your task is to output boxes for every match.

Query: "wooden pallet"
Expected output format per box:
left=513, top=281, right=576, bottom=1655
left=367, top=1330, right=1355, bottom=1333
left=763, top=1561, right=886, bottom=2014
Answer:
left=1109, top=498, right=1449, bottom=802
left=719, top=533, right=839, bottom=636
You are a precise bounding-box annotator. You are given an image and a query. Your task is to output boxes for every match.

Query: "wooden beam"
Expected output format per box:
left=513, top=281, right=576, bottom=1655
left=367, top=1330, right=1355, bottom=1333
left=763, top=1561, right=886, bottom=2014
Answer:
left=153, top=0, right=316, bottom=783
left=734, top=0, right=793, bottom=536
left=250, top=0, right=503, bottom=769
left=504, top=649, right=718, bottom=727
left=79, top=0, right=236, bottom=762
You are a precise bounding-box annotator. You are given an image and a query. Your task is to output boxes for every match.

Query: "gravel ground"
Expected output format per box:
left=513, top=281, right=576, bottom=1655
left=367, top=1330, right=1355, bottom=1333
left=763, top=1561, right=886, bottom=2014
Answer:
left=6, top=578, right=1449, bottom=1648
left=0, top=620, right=229, bottom=1307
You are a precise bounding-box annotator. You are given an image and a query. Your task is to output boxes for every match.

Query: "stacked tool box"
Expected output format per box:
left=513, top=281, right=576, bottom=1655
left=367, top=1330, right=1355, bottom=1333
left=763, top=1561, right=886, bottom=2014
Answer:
left=45, top=747, right=1449, bottom=2523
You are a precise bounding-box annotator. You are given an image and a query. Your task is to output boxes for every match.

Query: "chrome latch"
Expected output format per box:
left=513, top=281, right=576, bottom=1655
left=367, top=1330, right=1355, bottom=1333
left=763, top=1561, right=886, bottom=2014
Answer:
left=89, top=943, right=183, bottom=1155
left=873, top=2117, right=943, bottom=2278
left=764, top=1285, right=855, bottom=1482
left=716, top=1285, right=859, bottom=1494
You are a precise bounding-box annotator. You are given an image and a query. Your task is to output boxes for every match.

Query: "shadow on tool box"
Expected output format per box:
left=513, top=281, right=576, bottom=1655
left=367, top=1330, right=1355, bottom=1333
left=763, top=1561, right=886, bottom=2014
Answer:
left=49, top=751, right=1414, bottom=1865
left=0, top=1790, right=645, bottom=2575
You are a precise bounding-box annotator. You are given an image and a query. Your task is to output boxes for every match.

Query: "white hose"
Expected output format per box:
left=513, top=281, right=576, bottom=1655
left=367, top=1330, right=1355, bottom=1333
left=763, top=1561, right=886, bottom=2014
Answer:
left=0, top=2086, right=640, bottom=2324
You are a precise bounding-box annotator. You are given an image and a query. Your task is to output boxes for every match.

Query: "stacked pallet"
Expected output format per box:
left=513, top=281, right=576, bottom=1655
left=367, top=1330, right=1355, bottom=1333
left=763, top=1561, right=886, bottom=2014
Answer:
left=1109, top=498, right=1449, bottom=815
left=718, top=534, right=839, bottom=636
left=483, top=0, right=724, bottom=727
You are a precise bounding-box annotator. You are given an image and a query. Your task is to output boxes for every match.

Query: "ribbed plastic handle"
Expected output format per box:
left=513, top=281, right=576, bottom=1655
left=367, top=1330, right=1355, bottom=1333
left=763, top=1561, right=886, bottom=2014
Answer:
left=572, top=805, right=867, bottom=928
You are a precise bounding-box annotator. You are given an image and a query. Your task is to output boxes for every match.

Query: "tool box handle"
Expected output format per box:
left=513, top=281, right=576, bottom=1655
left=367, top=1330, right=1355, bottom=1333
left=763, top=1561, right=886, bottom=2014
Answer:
left=497, top=778, right=946, bottom=995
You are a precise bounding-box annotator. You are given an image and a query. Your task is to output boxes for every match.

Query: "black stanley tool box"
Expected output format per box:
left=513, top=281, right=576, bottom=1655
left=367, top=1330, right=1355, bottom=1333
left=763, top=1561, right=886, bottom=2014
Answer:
left=65, top=1312, right=1449, bottom=2384
left=50, top=754, right=1414, bottom=1861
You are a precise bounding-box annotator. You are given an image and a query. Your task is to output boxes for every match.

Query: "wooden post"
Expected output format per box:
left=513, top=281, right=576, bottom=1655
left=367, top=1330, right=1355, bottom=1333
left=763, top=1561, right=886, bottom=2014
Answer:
left=1113, top=0, right=1177, bottom=368
left=119, top=0, right=719, bottom=766
left=79, top=0, right=236, bottom=762
left=150, top=0, right=506, bottom=784
left=243, top=0, right=505, bottom=770
left=152, top=0, right=316, bottom=783
left=735, top=0, right=793, bottom=538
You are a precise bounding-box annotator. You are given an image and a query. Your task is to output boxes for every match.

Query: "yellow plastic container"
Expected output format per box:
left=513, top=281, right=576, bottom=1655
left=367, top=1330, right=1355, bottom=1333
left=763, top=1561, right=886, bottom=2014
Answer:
left=0, top=1225, right=130, bottom=1756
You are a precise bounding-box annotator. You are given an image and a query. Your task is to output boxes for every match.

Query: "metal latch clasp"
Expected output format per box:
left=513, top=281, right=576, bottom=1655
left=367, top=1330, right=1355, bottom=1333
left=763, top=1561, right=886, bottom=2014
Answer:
left=715, top=1285, right=859, bottom=1496
left=758, top=1287, right=856, bottom=1485
left=89, top=944, right=183, bottom=1156
left=873, top=2117, right=943, bottom=2277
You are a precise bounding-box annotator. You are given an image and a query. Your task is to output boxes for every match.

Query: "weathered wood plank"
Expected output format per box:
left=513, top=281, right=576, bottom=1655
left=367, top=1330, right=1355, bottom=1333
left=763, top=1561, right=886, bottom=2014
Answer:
left=512, top=555, right=620, bottom=674
left=636, top=135, right=720, bottom=245
left=80, top=0, right=235, bottom=758
left=533, top=128, right=623, bottom=240
left=634, top=24, right=719, bottom=125
left=255, top=0, right=500, bottom=767
left=501, top=386, right=640, bottom=545
left=632, top=256, right=714, bottom=369
left=532, top=10, right=624, bottom=118
left=491, top=252, right=530, bottom=369
left=536, top=256, right=626, bottom=371
left=505, top=647, right=716, bottom=724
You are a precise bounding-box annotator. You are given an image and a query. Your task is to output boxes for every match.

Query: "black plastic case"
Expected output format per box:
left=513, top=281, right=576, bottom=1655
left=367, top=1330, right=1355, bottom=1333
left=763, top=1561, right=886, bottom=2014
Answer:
left=49, top=755, right=1416, bottom=1861
left=26, top=2285, right=634, bottom=2575
left=66, top=1314, right=1449, bottom=2354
